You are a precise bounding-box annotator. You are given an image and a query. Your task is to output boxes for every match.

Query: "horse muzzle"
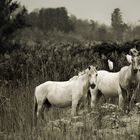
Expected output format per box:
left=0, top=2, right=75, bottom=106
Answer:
left=90, top=84, right=96, bottom=89
left=133, top=68, right=138, bottom=73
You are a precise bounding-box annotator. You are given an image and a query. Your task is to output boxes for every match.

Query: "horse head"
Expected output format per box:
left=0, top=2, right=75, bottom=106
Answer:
left=87, top=65, right=98, bottom=86
left=126, top=48, right=140, bottom=74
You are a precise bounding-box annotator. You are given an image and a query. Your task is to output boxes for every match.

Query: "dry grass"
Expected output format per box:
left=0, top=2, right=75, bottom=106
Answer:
left=1, top=82, right=140, bottom=140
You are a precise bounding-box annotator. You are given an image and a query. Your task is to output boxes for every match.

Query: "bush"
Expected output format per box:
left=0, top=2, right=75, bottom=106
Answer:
left=0, top=39, right=140, bottom=85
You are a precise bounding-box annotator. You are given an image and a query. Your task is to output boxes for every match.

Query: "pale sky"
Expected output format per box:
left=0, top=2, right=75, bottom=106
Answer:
left=15, top=0, right=140, bottom=25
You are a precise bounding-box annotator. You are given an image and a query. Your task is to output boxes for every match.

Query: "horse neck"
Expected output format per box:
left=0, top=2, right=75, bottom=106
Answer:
left=130, top=64, right=136, bottom=76
left=79, top=73, right=90, bottom=87
left=128, top=64, right=137, bottom=80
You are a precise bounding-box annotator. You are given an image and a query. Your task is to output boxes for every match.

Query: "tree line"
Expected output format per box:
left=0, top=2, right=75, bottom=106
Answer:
left=26, top=7, right=140, bottom=42
left=0, top=0, right=140, bottom=54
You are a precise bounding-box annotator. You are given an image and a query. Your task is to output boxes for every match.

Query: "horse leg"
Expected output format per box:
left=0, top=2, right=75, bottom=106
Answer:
left=43, top=98, right=52, bottom=120
left=125, top=89, right=132, bottom=113
left=118, top=87, right=125, bottom=110
left=118, top=87, right=130, bottom=112
left=97, top=91, right=103, bottom=102
left=108, top=97, right=115, bottom=104
left=87, top=90, right=91, bottom=107
left=37, top=101, right=44, bottom=119
left=122, top=89, right=132, bottom=113
left=71, top=99, right=79, bottom=116
left=129, top=95, right=134, bottom=111
left=118, top=94, right=124, bottom=110
left=129, top=89, right=136, bottom=111
left=119, top=92, right=128, bottom=113
left=33, top=96, right=38, bottom=127
left=90, top=87, right=99, bottom=109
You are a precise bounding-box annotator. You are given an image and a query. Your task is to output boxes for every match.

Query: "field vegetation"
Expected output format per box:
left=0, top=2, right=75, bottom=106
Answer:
left=0, top=0, right=140, bottom=139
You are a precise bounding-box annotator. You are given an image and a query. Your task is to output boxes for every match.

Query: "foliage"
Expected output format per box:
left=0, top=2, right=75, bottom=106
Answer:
left=0, top=0, right=28, bottom=53
left=111, top=8, right=128, bottom=41
left=23, top=7, right=140, bottom=43
left=27, top=7, right=74, bottom=33
left=0, top=39, right=140, bottom=84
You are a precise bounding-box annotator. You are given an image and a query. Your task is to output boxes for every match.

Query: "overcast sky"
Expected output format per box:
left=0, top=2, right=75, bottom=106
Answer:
left=15, top=0, right=140, bottom=25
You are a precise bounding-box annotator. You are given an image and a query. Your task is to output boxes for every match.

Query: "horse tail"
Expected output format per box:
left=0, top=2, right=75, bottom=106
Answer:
left=33, top=92, right=38, bottom=127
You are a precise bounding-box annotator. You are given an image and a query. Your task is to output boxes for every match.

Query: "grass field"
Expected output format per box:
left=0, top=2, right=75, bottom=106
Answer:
left=1, top=81, right=140, bottom=140
left=0, top=40, right=140, bottom=140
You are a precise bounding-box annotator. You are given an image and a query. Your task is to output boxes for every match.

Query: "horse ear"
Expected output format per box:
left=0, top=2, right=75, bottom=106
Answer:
left=126, top=54, right=132, bottom=64
left=95, top=65, right=98, bottom=70
left=130, top=48, right=138, bottom=56
left=88, top=66, right=91, bottom=70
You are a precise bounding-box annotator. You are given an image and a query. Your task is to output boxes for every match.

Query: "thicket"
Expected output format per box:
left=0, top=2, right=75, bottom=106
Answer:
left=1, top=39, right=140, bottom=86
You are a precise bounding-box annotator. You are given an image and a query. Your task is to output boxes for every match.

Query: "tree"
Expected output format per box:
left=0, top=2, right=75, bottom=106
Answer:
left=97, top=25, right=108, bottom=41
left=133, top=25, right=140, bottom=39
left=34, top=7, right=74, bottom=33
left=27, top=9, right=39, bottom=27
left=0, top=0, right=28, bottom=52
left=111, top=8, right=128, bottom=41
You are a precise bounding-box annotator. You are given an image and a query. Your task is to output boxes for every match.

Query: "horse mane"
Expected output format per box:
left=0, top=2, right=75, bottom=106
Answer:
left=69, top=76, right=78, bottom=81
left=78, top=70, right=86, bottom=76
left=69, top=69, right=87, bottom=81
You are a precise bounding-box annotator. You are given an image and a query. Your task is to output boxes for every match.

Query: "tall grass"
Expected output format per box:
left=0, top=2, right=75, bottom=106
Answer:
left=1, top=79, right=140, bottom=140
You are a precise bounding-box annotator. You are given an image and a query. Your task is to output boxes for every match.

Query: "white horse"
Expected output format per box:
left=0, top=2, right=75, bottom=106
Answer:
left=90, top=48, right=140, bottom=112
left=90, top=70, right=121, bottom=108
left=119, top=48, right=140, bottom=109
left=34, top=66, right=97, bottom=124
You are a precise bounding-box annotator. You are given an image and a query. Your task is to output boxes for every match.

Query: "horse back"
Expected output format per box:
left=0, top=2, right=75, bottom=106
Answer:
left=96, top=70, right=120, bottom=96
left=119, top=66, right=131, bottom=89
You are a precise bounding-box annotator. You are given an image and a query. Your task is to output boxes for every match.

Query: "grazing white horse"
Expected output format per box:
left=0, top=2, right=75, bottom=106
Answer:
left=34, top=66, right=97, bottom=124
left=90, top=48, right=140, bottom=112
